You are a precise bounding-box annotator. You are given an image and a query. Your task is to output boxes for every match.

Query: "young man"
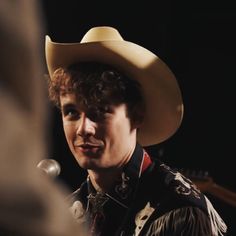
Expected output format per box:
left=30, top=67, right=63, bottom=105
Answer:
left=45, top=26, right=227, bottom=235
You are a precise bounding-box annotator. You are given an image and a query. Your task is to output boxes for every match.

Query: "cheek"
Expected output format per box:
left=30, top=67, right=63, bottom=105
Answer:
left=107, top=119, right=131, bottom=142
left=63, top=123, right=75, bottom=143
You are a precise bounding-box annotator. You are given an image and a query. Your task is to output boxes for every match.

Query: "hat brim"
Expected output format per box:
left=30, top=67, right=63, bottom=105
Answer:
left=45, top=36, right=184, bottom=146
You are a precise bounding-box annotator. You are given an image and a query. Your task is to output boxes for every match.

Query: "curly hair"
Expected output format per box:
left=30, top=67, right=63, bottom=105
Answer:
left=47, top=62, right=145, bottom=122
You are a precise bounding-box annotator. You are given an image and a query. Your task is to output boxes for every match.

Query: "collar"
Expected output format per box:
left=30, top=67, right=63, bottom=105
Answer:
left=123, top=143, right=152, bottom=179
left=87, top=143, right=152, bottom=209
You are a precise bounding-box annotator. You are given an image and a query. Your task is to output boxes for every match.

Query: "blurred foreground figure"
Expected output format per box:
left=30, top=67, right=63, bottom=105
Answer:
left=0, top=1, right=85, bottom=235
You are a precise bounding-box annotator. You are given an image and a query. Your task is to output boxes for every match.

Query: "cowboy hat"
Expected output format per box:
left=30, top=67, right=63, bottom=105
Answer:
left=45, top=26, right=184, bottom=146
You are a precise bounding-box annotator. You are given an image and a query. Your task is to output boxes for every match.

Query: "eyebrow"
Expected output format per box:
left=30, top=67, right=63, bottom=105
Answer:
left=61, top=103, right=76, bottom=112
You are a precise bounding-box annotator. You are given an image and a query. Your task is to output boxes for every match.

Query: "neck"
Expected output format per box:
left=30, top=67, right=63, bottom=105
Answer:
left=88, top=142, right=137, bottom=192
left=88, top=168, right=123, bottom=193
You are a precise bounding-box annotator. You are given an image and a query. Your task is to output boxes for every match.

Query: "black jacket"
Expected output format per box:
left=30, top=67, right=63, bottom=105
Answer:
left=68, top=144, right=227, bottom=236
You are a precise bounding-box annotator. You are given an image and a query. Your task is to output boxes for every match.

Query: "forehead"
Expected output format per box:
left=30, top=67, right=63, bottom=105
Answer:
left=60, top=92, right=128, bottom=115
left=60, top=92, right=77, bottom=105
left=59, top=92, right=120, bottom=110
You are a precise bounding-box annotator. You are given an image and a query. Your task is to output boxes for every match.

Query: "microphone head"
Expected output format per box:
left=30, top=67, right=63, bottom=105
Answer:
left=37, top=159, right=61, bottom=178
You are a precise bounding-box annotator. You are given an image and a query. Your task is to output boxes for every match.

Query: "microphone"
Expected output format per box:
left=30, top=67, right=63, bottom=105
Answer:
left=37, top=159, right=61, bottom=178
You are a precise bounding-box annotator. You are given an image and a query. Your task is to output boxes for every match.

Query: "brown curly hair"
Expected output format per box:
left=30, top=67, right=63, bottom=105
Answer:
left=47, top=62, right=145, bottom=123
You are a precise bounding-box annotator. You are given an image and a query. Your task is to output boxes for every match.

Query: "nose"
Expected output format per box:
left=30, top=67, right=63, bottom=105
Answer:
left=76, top=113, right=95, bottom=137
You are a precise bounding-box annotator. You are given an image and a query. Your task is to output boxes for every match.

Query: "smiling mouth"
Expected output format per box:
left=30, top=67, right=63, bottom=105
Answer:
left=75, top=142, right=103, bottom=153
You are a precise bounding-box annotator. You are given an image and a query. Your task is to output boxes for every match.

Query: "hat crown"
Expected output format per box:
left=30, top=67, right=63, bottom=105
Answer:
left=80, top=26, right=124, bottom=43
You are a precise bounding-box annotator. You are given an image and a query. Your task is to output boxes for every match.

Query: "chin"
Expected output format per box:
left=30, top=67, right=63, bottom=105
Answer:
left=75, top=157, right=99, bottom=170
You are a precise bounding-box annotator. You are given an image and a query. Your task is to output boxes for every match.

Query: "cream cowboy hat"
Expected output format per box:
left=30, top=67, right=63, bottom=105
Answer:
left=45, top=26, right=184, bottom=146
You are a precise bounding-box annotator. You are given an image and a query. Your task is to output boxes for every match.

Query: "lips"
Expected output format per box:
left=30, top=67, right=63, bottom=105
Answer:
left=75, top=142, right=102, bottom=148
left=74, top=141, right=104, bottom=154
left=79, top=143, right=100, bottom=149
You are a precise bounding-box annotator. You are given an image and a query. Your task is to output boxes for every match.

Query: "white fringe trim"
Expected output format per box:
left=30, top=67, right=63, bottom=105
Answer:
left=205, top=196, right=227, bottom=235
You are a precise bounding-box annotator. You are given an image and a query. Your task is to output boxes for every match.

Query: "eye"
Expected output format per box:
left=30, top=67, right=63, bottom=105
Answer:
left=62, top=106, right=80, bottom=120
left=86, top=110, right=101, bottom=122
left=87, top=106, right=113, bottom=122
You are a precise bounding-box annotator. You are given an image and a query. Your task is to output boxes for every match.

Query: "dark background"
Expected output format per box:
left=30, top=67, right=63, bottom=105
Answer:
left=40, top=1, right=235, bottom=234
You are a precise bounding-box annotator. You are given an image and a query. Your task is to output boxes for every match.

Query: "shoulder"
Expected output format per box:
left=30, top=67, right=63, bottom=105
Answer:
left=66, top=181, right=89, bottom=224
left=147, top=161, right=208, bottom=213
left=66, top=180, right=88, bottom=205
left=139, top=160, right=227, bottom=235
